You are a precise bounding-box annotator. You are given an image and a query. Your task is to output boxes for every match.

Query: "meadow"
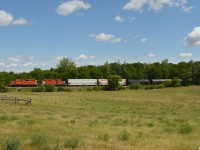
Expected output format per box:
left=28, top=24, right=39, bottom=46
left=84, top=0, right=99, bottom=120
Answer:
left=0, top=86, right=200, bottom=150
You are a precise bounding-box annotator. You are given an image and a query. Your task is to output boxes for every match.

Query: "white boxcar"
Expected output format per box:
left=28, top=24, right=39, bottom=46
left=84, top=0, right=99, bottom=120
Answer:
left=98, top=79, right=108, bottom=86
left=119, top=79, right=126, bottom=86
left=68, top=79, right=97, bottom=86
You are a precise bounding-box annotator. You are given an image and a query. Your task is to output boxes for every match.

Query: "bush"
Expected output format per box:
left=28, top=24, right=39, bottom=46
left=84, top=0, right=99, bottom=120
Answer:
left=117, top=85, right=126, bottom=90
left=171, top=77, right=181, bottom=87
left=0, top=85, right=8, bottom=93
left=32, top=86, right=45, bottom=92
left=64, top=137, right=79, bottom=149
left=57, top=87, right=72, bottom=92
left=44, top=84, right=55, bottom=92
left=93, top=86, right=101, bottom=91
left=107, top=75, right=121, bottom=91
left=128, top=82, right=140, bottom=90
left=156, top=84, right=165, bottom=89
left=4, top=137, right=20, bottom=150
left=163, top=81, right=172, bottom=87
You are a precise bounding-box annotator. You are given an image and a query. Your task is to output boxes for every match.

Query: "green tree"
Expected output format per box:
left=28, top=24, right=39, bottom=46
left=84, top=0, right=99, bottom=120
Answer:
left=0, top=74, right=8, bottom=92
left=57, top=57, right=76, bottom=73
left=107, top=75, right=121, bottom=91
left=171, top=77, right=181, bottom=87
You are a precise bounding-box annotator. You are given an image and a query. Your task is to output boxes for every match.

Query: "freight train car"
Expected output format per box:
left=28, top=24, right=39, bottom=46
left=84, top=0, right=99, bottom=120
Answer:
left=42, top=79, right=65, bottom=86
left=127, top=79, right=150, bottom=85
left=10, top=79, right=37, bottom=87
left=67, top=79, right=97, bottom=86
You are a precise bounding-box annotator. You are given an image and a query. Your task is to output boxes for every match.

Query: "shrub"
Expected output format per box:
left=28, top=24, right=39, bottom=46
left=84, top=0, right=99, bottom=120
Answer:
left=145, top=86, right=150, bottom=90
left=107, top=75, right=121, bottom=91
left=32, top=86, right=45, bottom=92
left=157, top=84, right=164, bottom=89
left=117, top=85, right=126, bottom=90
left=87, top=88, right=93, bottom=91
left=171, top=77, right=181, bottom=87
left=128, top=82, right=140, bottom=90
left=0, top=85, right=8, bottom=93
left=163, top=81, right=172, bottom=87
left=64, top=137, right=79, bottom=149
left=149, top=85, right=155, bottom=90
left=44, top=84, right=55, bottom=92
left=4, top=137, right=20, bottom=150
left=93, top=86, right=101, bottom=91
left=57, top=87, right=72, bottom=92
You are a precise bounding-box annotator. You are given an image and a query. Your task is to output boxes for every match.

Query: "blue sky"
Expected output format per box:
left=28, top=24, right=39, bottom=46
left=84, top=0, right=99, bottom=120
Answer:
left=0, top=0, right=200, bottom=72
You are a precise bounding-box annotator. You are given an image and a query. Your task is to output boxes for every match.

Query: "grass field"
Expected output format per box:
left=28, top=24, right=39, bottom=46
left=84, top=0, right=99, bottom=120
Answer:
left=0, top=86, right=200, bottom=150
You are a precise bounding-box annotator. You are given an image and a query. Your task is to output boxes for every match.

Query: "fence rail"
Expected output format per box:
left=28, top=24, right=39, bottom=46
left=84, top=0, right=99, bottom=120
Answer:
left=0, top=96, right=31, bottom=106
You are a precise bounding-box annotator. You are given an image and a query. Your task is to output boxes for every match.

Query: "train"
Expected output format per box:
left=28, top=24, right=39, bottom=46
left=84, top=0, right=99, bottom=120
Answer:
left=10, top=78, right=173, bottom=87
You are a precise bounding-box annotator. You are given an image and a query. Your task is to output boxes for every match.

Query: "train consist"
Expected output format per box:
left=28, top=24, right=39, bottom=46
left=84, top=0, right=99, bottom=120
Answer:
left=10, top=79, right=172, bottom=87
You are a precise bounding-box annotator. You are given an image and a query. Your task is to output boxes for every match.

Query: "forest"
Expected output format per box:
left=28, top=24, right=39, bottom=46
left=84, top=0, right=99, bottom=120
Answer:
left=0, top=58, right=200, bottom=86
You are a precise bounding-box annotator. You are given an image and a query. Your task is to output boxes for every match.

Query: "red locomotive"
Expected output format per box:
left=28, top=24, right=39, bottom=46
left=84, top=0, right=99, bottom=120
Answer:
left=10, top=79, right=37, bottom=87
left=42, top=79, right=65, bottom=86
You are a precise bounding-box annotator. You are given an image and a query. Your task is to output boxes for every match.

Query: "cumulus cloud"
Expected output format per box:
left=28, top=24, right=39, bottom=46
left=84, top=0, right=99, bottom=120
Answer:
left=184, top=27, right=200, bottom=46
left=181, top=6, right=194, bottom=13
left=179, top=53, right=192, bottom=58
left=140, top=38, right=147, bottom=43
left=91, top=33, right=122, bottom=43
left=75, top=54, right=94, bottom=60
left=12, top=18, right=28, bottom=26
left=0, top=10, right=28, bottom=27
left=0, top=10, right=13, bottom=26
left=123, top=0, right=188, bottom=12
left=8, top=55, right=23, bottom=63
left=115, top=15, right=123, bottom=23
left=147, top=53, right=156, bottom=58
left=56, top=0, right=91, bottom=16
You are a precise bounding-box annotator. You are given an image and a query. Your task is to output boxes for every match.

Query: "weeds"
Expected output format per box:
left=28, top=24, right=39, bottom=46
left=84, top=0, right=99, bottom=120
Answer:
left=118, top=129, right=130, bottom=141
left=4, top=137, right=20, bottom=150
left=179, top=123, right=193, bottom=134
left=98, top=133, right=110, bottom=142
left=64, top=137, right=79, bottom=149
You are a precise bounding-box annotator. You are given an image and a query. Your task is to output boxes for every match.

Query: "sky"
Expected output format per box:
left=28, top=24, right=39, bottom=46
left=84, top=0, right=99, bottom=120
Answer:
left=0, top=0, right=200, bottom=72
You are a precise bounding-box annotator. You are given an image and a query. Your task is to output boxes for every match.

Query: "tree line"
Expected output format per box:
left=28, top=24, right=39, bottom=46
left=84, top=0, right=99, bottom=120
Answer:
left=0, top=58, right=200, bottom=87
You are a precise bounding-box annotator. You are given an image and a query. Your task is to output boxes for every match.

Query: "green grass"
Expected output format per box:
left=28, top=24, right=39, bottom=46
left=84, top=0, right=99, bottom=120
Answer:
left=0, top=86, right=200, bottom=149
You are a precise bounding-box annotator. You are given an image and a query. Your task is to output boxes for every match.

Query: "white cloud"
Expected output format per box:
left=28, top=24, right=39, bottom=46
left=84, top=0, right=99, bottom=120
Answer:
left=8, top=55, right=22, bottom=63
left=179, top=53, right=192, bottom=58
left=184, top=27, right=200, bottom=46
left=75, top=54, right=94, bottom=60
left=92, top=33, right=122, bottom=43
left=22, top=62, right=36, bottom=67
left=140, top=38, right=147, bottom=43
left=128, top=16, right=135, bottom=22
left=123, top=0, right=188, bottom=12
left=55, top=56, right=68, bottom=61
left=56, top=0, right=91, bottom=16
left=181, top=6, right=194, bottom=13
left=115, top=15, right=123, bottom=23
left=147, top=53, right=156, bottom=58
left=12, top=18, right=28, bottom=26
left=0, top=10, right=13, bottom=26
